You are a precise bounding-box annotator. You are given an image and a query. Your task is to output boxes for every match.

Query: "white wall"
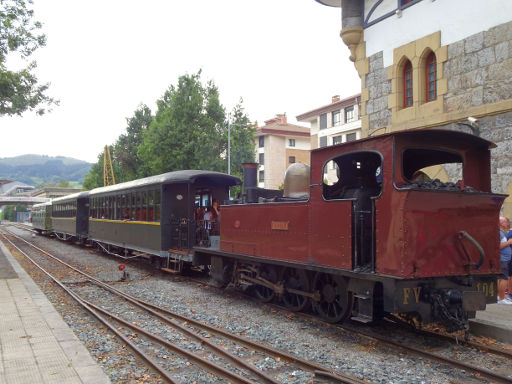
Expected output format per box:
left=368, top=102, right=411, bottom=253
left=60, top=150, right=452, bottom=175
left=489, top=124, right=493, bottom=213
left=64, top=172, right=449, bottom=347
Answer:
left=365, top=0, right=512, bottom=67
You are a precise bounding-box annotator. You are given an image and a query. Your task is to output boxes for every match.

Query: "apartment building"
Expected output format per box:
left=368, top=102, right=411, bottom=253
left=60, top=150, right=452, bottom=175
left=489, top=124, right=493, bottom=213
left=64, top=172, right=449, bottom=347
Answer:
left=296, top=94, right=362, bottom=150
left=255, top=114, right=310, bottom=189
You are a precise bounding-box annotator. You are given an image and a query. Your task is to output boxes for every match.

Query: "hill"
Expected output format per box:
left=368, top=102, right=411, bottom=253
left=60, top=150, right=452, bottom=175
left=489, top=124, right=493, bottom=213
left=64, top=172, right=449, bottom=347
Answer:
left=0, top=155, right=92, bottom=186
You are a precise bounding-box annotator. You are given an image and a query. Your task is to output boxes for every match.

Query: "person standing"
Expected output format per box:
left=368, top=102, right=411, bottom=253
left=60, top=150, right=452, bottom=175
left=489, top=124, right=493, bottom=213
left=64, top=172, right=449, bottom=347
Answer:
left=498, top=216, right=512, bottom=304
left=506, top=218, right=512, bottom=300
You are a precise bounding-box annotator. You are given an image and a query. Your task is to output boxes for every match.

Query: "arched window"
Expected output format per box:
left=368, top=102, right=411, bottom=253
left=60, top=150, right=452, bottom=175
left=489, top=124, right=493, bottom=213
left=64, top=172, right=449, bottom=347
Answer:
left=403, top=60, right=413, bottom=108
left=425, top=52, right=437, bottom=102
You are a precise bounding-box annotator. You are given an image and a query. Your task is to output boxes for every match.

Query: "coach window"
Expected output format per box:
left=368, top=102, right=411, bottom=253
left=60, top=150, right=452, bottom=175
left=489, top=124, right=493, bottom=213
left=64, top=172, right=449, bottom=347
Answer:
left=94, top=198, right=99, bottom=218
left=155, top=190, right=161, bottom=221
left=134, top=192, right=140, bottom=220
left=142, top=191, right=148, bottom=221
left=147, top=190, right=154, bottom=221
left=322, top=151, right=382, bottom=200
left=120, top=194, right=127, bottom=220
left=114, top=195, right=120, bottom=220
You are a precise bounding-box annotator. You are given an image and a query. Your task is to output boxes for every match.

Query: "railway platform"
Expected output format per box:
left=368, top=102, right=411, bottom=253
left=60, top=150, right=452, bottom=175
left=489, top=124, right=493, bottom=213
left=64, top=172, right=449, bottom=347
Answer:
left=471, top=302, right=512, bottom=344
left=0, top=241, right=110, bottom=384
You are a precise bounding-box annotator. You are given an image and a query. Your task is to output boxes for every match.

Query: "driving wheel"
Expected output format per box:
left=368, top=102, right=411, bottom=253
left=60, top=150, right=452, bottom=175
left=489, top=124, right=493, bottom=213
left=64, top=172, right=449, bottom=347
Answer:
left=281, top=268, right=310, bottom=312
left=254, top=265, right=278, bottom=303
left=313, top=272, right=353, bottom=323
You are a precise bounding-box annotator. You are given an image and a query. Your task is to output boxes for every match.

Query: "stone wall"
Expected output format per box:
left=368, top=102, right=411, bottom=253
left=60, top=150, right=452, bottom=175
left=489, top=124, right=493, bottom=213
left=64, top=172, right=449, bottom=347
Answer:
left=360, top=20, right=512, bottom=214
left=444, top=21, right=512, bottom=113
left=364, top=51, right=392, bottom=133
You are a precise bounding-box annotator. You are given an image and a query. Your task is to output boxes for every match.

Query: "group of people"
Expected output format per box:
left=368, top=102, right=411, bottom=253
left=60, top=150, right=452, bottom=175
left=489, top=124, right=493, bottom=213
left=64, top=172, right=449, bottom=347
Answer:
left=498, top=216, right=512, bottom=304
left=195, top=199, right=220, bottom=244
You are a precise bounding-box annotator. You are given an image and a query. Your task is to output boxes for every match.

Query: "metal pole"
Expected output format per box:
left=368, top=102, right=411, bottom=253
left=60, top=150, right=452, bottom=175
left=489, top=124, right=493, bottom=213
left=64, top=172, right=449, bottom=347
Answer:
left=227, top=116, right=231, bottom=175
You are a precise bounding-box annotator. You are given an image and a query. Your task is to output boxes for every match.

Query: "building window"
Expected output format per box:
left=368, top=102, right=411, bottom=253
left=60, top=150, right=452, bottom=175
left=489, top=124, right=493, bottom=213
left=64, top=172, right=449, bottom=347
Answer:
left=259, top=170, right=264, bottom=182
left=259, top=135, right=264, bottom=148
left=332, top=110, right=341, bottom=126
left=320, top=113, right=327, bottom=130
left=403, top=60, right=413, bottom=108
left=346, top=132, right=357, bottom=142
left=288, top=138, right=295, bottom=147
left=259, top=153, right=264, bottom=165
left=289, top=156, right=296, bottom=164
left=344, top=106, right=354, bottom=122
left=426, top=52, right=437, bottom=102
left=333, top=135, right=342, bottom=145
left=319, top=136, right=327, bottom=147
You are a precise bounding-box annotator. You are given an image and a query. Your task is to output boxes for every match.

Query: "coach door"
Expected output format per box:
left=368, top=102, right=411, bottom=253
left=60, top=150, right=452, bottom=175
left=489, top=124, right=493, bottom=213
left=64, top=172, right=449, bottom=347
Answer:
left=164, top=183, right=190, bottom=251
left=76, top=193, right=89, bottom=240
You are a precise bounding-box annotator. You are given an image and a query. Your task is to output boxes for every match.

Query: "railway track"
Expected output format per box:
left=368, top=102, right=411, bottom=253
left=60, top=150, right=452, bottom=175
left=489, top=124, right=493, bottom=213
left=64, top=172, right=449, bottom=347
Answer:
left=185, top=274, right=512, bottom=383
left=0, top=225, right=367, bottom=384
left=3, top=223, right=512, bottom=383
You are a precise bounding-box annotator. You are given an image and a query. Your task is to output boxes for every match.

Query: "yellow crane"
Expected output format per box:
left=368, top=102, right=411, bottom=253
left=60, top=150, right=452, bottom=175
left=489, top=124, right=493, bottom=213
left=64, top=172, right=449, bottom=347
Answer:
left=103, top=145, right=116, bottom=186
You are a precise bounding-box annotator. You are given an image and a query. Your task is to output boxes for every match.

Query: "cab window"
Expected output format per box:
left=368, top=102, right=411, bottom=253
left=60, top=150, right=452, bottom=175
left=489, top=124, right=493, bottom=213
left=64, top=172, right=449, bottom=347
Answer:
left=322, top=151, right=382, bottom=200
left=399, top=148, right=464, bottom=190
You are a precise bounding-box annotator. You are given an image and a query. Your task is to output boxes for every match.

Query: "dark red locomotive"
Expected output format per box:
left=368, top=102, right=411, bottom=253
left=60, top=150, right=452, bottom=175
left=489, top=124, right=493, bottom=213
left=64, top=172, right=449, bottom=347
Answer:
left=197, top=129, right=505, bottom=332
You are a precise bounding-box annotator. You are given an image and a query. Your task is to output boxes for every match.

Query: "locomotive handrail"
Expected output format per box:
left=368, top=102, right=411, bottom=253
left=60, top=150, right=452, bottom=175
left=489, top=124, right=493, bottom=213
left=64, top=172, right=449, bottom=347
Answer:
left=457, top=231, right=485, bottom=270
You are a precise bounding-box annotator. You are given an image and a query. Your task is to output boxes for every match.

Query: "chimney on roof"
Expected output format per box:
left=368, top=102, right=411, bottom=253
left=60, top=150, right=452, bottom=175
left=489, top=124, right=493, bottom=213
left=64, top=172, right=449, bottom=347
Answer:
left=277, top=113, right=287, bottom=125
left=332, top=95, right=340, bottom=103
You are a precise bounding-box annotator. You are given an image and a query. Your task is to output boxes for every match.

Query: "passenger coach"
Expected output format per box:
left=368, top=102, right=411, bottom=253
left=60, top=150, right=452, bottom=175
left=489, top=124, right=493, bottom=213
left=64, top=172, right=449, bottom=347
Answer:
left=51, top=192, right=89, bottom=241
left=87, top=170, right=240, bottom=270
left=31, top=201, right=52, bottom=234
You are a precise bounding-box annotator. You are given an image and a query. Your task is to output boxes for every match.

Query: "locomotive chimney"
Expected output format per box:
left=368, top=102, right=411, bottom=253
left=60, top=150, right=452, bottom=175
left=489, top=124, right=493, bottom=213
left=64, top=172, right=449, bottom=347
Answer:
left=242, top=163, right=258, bottom=196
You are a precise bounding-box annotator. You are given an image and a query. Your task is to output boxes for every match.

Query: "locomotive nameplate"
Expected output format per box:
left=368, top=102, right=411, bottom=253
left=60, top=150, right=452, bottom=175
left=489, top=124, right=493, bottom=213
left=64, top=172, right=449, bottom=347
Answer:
left=271, top=221, right=289, bottom=231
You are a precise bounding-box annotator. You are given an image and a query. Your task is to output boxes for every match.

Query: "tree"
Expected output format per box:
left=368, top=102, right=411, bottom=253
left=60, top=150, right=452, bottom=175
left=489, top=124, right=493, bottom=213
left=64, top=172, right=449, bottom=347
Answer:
left=227, top=100, right=257, bottom=178
left=138, top=71, right=226, bottom=175
left=0, top=0, right=57, bottom=115
left=113, top=104, right=153, bottom=181
left=83, top=145, right=125, bottom=190
left=82, top=151, right=104, bottom=190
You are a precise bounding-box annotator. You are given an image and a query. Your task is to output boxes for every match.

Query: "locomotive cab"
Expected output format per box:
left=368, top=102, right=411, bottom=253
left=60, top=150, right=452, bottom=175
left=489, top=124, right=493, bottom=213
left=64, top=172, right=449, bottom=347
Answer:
left=322, top=151, right=382, bottom=273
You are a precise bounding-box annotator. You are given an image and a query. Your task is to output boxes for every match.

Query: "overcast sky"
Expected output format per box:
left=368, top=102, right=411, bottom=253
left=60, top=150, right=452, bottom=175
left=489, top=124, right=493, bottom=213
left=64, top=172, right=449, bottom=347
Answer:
left=1, top=0, right=360, bottom=163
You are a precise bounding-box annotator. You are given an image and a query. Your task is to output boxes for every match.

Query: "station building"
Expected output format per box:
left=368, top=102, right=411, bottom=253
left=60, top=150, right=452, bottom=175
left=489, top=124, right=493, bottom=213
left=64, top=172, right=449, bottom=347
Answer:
left=315, top=0, right=512, bottom=216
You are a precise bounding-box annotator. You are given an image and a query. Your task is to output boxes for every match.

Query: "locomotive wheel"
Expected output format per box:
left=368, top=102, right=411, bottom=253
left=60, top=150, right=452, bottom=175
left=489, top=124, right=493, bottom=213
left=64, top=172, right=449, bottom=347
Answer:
left=280, top=268, right=310, bottom=312
left=254, top=265, right=278, bottom=303
left=313, top=273, right=353, bottom=323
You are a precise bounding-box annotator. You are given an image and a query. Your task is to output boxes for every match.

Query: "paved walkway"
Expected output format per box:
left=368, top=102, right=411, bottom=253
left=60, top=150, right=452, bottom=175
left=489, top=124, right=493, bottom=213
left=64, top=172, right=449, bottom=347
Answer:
left=0, top=241, right=110, bottom=384
left=471, top=301, right=512, bottom=344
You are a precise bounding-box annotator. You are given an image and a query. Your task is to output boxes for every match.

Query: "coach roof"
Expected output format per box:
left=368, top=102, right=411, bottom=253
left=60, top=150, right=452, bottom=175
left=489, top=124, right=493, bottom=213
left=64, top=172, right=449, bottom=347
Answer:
left=88, top=170, right=241, bottom=196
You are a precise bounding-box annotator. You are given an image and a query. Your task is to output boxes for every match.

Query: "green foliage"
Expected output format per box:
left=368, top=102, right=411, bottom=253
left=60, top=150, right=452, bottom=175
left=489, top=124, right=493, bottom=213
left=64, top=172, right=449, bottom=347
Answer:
left=113, top=104, right=152, bottom=181
left=0, top=0, right=57, bottom=115
left=228, top=100, right=257, bottom=177
left=83, top=71, right=256, bottom=189
left=82, top=151, right=105, bottom=190
left=0, top=155, right=91, bottom=185
left=138, top=71, right=226, bottom=174
left=2, top=205, right=26, bottom=221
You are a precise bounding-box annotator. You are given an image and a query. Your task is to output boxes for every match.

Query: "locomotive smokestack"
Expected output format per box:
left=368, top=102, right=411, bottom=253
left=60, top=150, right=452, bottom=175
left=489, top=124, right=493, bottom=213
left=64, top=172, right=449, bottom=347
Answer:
left=242, top=162, right=258, bottom=197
